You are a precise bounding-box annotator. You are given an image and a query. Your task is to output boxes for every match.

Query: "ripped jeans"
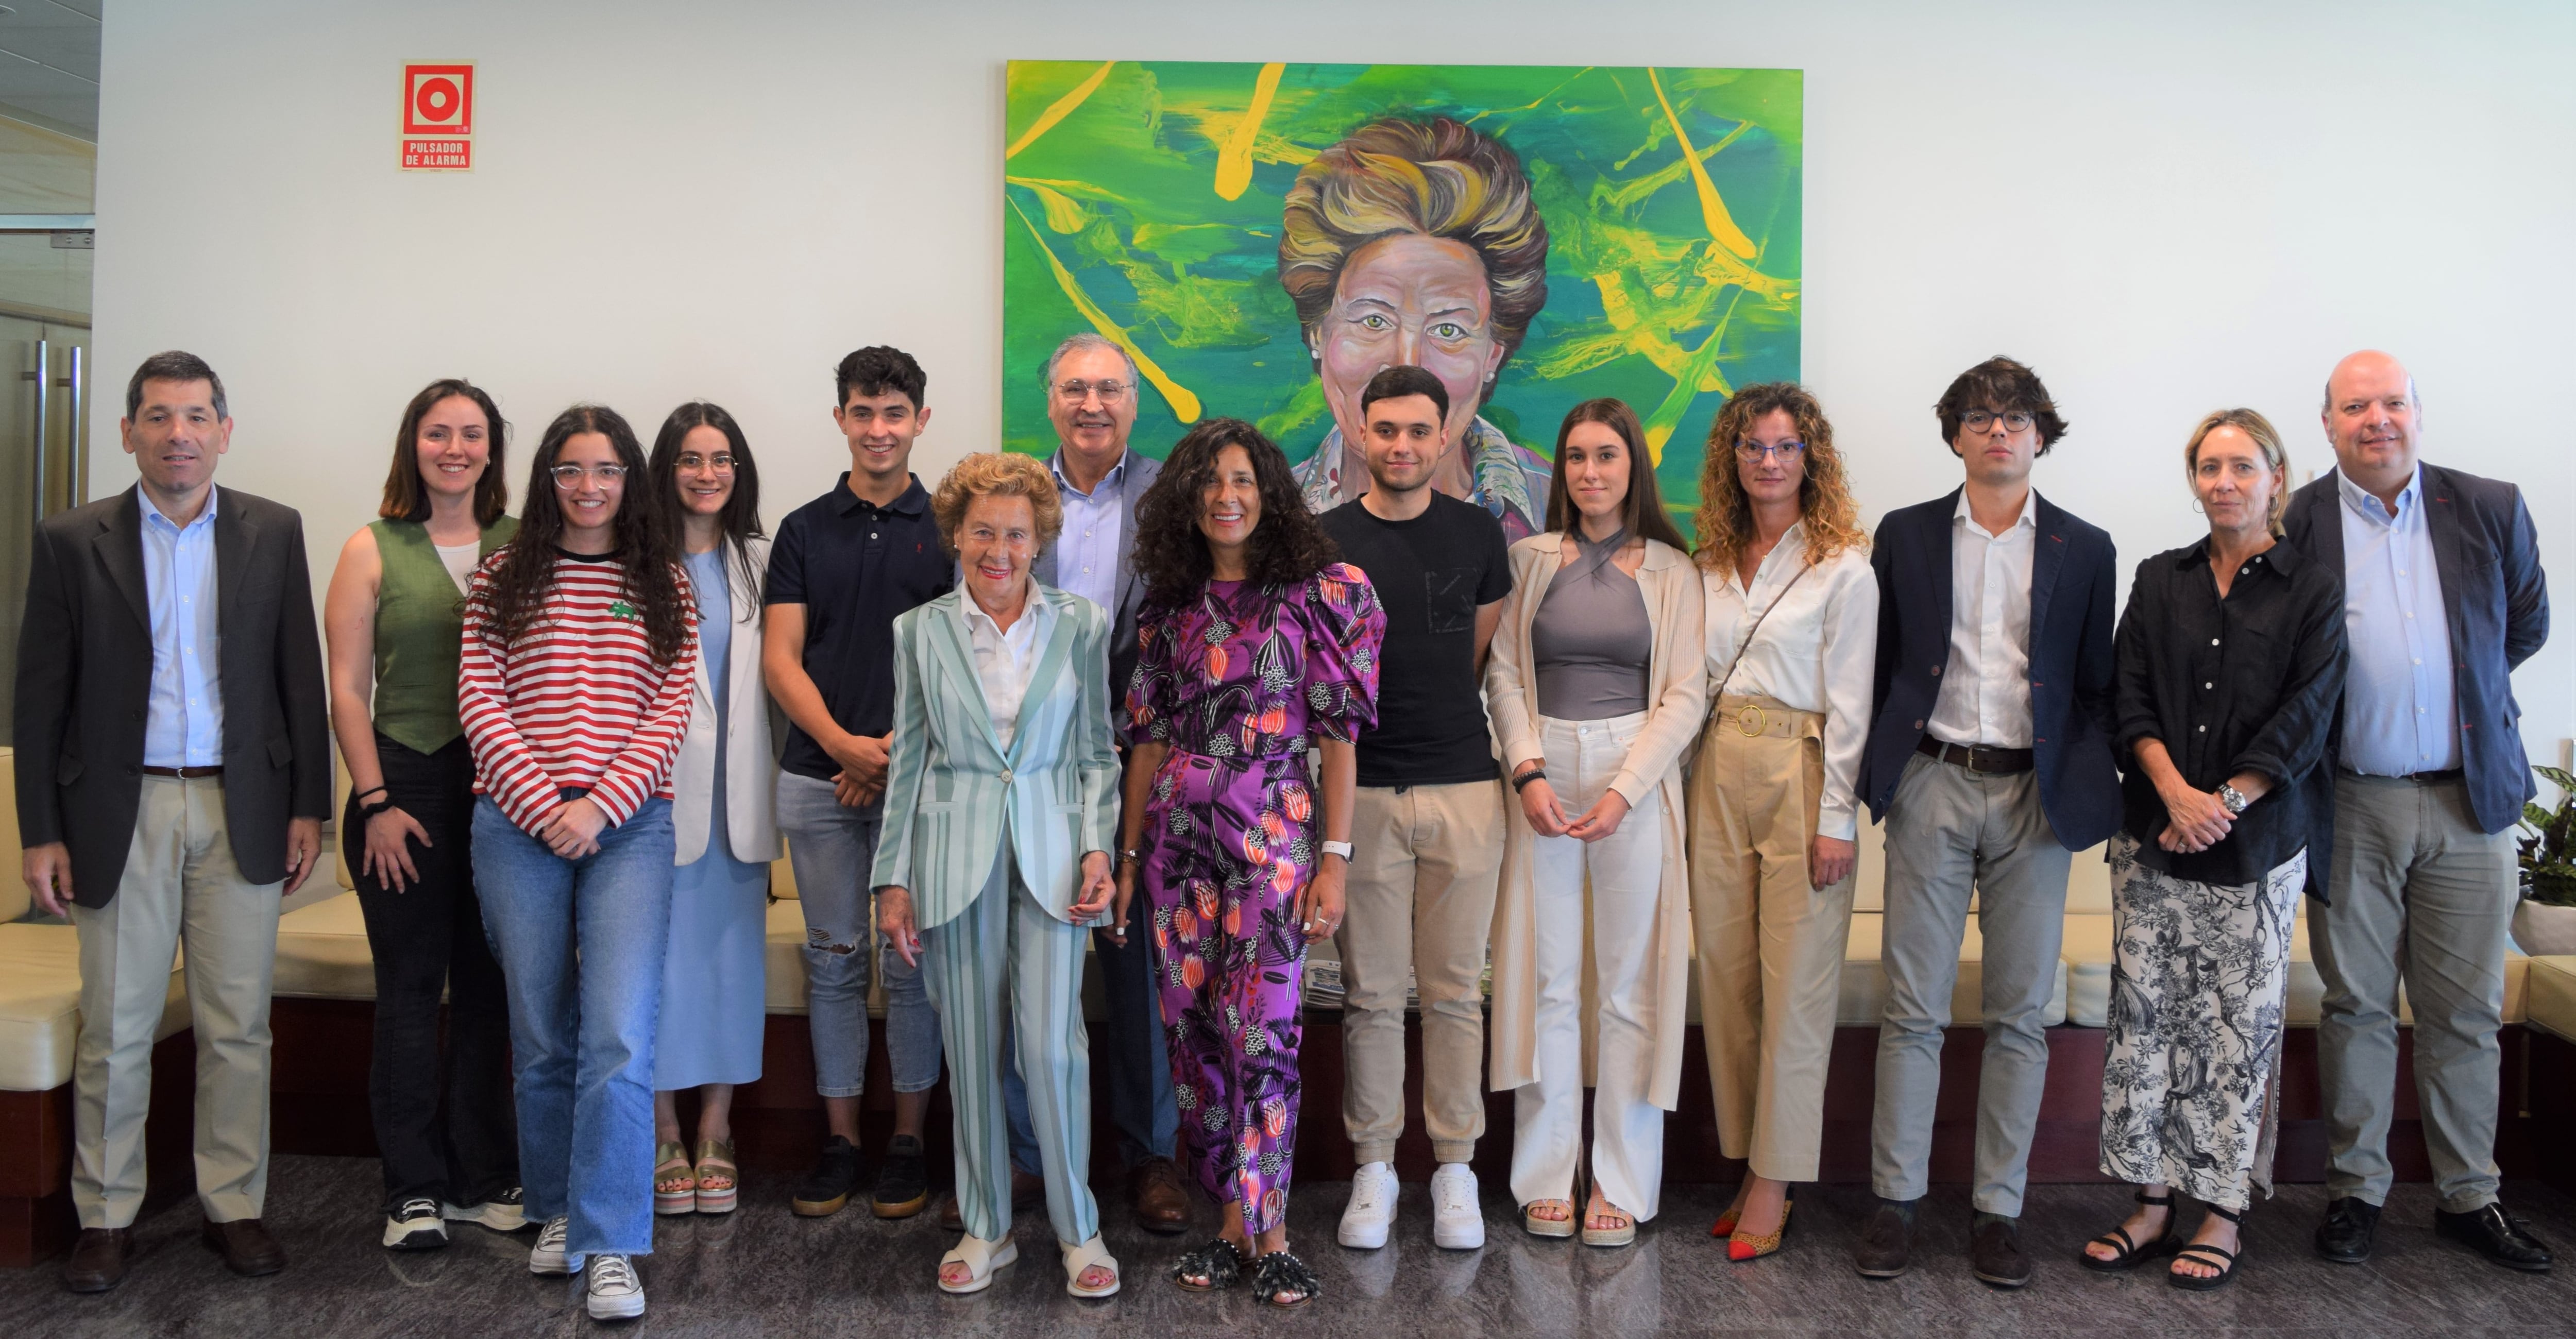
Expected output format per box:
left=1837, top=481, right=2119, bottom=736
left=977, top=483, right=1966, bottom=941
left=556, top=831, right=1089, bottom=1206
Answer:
left=776, top=773, right=942, bottom=1099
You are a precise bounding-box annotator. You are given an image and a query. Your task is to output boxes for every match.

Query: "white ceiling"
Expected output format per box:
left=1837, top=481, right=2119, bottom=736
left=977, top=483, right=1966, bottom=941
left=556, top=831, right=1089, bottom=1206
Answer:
left=0, top=0, right=99, bottom=141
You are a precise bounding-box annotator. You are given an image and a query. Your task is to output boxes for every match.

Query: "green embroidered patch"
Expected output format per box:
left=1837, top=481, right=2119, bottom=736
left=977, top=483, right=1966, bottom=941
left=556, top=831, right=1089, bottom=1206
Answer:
left=609, top=600, right=639, bottom=621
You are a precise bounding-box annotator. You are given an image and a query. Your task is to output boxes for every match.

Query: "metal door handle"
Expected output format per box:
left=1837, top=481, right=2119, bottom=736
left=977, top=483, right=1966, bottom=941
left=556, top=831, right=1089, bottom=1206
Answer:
left=67, top=343, right=82, bottom=507
left=29, top=337, right=47, bottom=521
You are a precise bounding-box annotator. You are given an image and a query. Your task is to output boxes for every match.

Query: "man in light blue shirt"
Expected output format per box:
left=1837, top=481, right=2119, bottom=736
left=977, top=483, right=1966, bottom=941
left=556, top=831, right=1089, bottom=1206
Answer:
left=2334, top=465, right=2461, bottom=776
left=140, top=486, right=225, bottom=768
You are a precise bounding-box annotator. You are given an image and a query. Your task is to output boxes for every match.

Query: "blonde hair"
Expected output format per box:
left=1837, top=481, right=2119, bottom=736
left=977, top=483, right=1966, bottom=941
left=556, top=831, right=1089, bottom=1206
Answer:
left=2182, top=408, right=2290, bottom=537
left=1692, top=382, right=1868, bottom=573
left=931, top=452, right=1063, bottom=554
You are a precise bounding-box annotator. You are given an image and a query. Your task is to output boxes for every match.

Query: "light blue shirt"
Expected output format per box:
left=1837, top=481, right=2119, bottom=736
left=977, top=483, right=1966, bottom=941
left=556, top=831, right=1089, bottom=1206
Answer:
left=141, top=487, right=224, bottom=768
left=2336, top=465, right=2461, bottom=775
left=1047, top=450, right=1127, bottom=615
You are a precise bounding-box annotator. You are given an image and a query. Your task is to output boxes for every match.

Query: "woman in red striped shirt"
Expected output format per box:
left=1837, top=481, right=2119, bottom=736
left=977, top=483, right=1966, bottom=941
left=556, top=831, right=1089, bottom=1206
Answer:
left=460, top=404, right=697, bottom=1323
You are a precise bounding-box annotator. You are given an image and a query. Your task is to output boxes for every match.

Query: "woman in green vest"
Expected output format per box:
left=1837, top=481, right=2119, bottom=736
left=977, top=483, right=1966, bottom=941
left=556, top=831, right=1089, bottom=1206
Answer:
left=321, top=378, right=523, bottom=1252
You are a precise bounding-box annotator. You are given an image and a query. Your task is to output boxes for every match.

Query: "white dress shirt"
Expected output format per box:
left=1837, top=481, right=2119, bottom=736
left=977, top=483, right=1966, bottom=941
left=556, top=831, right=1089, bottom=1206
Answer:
left=1926, top=488, right=2037, bottom=749
left=1702, top=527, right=1880, bottom=839
left=959, top=587, right=1056, bottom=752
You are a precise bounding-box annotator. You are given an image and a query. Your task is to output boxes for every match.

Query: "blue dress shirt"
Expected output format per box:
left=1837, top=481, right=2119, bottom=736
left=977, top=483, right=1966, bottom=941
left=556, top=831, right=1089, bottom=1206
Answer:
left=141, top=487, right=225, bottom=768
left=1047, top=450, right=1127, bottom=615
left=2335, top=466, right=2461, bottom=775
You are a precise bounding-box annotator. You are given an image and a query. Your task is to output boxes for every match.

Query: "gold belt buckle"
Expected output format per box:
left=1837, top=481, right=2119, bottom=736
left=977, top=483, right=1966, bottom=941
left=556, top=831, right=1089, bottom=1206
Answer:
left=1736, top=704, right=1767, bottom=738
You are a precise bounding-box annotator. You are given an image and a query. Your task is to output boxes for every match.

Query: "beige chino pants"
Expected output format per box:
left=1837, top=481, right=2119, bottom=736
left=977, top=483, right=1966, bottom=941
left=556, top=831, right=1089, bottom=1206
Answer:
left=1336, top=779, right=1504, bottom=1166
left=69, top=774, right=283, bottom=1228
left=1687, top=698, right=1855, bottom=1183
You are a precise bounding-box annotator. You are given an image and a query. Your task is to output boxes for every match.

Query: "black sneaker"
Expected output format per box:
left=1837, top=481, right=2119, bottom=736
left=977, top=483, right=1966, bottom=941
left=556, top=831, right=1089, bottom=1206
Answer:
left=383, top=1197, right=449, bottom=1250
left=872, top=1134, right=930, bottom=1219
left=792, top=1136, right=866, bottom=1217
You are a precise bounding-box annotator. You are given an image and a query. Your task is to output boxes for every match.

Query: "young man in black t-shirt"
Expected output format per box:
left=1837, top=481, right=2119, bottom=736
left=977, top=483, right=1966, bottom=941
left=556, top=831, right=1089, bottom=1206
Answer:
left=1315, top=365, right=1514, bottom=1253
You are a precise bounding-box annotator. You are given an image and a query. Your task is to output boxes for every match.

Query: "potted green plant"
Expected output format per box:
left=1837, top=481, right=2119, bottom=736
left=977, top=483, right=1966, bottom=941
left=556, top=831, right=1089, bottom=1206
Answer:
left=2511, top=765, right=2576, bottom=957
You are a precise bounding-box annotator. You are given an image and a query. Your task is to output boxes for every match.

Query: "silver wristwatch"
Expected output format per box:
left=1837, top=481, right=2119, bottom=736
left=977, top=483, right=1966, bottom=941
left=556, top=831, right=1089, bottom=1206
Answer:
left=2215, top=783, right=2251, bottom=816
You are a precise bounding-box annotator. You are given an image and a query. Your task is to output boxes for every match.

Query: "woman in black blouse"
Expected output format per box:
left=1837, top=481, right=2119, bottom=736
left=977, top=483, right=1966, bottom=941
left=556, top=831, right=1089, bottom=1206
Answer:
left=2078, top=409, right=2344, bottom=1291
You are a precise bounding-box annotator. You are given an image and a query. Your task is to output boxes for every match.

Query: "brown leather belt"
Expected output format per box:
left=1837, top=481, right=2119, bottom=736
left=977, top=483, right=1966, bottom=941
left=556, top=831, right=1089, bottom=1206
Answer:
left=141, top=765, right=224, bottom=779
left=1916, top=737, right=2033, bottom=776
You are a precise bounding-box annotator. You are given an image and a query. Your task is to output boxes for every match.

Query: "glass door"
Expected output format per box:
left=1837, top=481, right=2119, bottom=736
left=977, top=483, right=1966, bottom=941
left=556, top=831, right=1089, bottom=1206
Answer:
left=0, top=317, right=89, bottom=745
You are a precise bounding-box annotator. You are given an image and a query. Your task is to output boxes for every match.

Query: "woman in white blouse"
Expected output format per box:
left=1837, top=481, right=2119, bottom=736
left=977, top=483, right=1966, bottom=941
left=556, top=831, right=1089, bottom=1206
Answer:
left=1685, top=383, right=1878, bottom=1262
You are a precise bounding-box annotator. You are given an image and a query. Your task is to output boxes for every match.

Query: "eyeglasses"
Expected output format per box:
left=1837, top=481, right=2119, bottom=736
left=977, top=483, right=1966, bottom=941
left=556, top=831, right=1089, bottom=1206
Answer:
left=676, top=453, right=736, bottom=473
left=549, top=463, right=629, bottom=487
left=1735, top=439, right=1807, bottom=463
left=1054, top=379, right=1131, bottom=403
left=1961, top=410, right=2036, bottom=433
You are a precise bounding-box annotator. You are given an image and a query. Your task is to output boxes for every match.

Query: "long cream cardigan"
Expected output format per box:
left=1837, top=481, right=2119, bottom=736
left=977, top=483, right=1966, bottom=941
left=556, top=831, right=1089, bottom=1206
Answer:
left=1484, top=532, right=1709, bottom=1108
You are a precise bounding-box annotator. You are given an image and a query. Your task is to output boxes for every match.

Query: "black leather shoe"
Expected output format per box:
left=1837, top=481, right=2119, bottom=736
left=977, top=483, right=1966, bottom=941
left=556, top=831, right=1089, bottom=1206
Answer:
left=2315, top=1196, right=2380, bottom=1264
left=199, top=1217, right=287, bottom=1277
left=1854, top=1198, right=1916, bottom=1279
left=2435, top=1202, right=2553, bottom=1273
left=1969, top=1212, right=2032, bottom=1289
left=63, top=1227, right=134, bottom=1293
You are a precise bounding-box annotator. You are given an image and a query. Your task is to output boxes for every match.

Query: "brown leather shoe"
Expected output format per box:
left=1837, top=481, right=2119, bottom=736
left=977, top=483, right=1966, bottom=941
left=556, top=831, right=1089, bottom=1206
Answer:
left=1970, top=1213, right=2032, bottom=1288
left=200, top=1217, right=287, bottom=1277
left=1131, top=1156, right=1190, bottom=1235
left=64, top=1227, right=134, bottom=1293
left=1854, top=1199, right=1915, bottom=1279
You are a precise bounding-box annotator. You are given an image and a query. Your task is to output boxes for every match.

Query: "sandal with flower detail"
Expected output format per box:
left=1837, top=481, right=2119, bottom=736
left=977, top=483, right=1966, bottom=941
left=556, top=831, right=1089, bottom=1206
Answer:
left=692, top=1137, right=738, bottom=1214
left=1251, top=1249, right=1321, bottom=1309
left=1171, top=1237, right=1244, bottom=1292
left=652, top=1142, right=696, bottom=1216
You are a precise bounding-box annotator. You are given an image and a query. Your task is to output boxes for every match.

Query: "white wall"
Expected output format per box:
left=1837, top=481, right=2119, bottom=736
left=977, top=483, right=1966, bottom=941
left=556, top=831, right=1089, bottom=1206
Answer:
left=92, top=0, right=2574, bottom=769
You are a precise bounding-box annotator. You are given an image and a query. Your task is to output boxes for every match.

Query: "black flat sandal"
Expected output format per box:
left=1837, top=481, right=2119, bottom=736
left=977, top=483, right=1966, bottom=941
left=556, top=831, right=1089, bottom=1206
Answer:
left=1251, top=1249, right=1321, bottom=1309
left=1170, top=1237, right=1244, bottom=1293
left=2168, top=1204, right=2245, bottom=1292
left=2080, top=1190, right=2185, bottom=1273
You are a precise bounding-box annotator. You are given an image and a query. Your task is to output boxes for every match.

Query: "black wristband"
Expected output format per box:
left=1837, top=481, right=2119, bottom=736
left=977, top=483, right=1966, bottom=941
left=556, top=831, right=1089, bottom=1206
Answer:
left=1511, top=768, right=1548, bottom=793
left=358, top=795, right=397, bottom=820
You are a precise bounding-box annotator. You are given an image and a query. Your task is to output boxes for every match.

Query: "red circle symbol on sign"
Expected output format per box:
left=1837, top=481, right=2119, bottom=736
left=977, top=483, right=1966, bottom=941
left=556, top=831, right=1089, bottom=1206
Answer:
left=414, top=77, right=461, bottom=124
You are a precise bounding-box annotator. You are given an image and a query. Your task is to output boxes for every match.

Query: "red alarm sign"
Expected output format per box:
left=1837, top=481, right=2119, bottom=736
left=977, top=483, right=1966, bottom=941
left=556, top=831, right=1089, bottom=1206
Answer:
left=400, top=62, right=474, bottom=171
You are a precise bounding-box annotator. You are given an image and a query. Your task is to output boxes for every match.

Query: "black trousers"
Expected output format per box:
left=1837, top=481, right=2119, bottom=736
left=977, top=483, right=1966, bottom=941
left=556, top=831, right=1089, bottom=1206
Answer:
left=344, top=734, right=518, bottom=1211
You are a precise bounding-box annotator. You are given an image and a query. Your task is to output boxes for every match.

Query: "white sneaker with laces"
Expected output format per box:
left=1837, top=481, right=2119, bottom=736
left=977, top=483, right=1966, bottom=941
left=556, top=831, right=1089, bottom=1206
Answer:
left=443, top=1186, right=527, bottom=1233
left=1431, top=1162, right=1484, bottom=1249
left=585, top=1252, right=646, bottom=1320
left=384, top=1197, right=448, bottom=1250
left=1338, top=1161, right=1399, bottom=1249
left=529, top=1215, right=579, bottom=1276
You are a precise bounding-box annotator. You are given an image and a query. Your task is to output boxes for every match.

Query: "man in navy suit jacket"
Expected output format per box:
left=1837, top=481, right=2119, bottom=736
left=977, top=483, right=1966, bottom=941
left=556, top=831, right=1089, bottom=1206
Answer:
left=2285, top=350, right=2552, bottom=1273
left=1850, top=357, right=2122, bottom=1289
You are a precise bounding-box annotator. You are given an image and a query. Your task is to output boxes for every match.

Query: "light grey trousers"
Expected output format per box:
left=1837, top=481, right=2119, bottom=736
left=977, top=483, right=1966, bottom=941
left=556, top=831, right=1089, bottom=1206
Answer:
left=1871, top=752, right=2071, bottom=1217
left=2313, top=772, right=2518, bottom=1213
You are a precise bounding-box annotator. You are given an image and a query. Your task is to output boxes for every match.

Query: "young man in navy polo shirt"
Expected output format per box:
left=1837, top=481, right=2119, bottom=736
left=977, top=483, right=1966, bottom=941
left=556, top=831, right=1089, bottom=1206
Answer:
left=762, top=347, right=953, bottom=1219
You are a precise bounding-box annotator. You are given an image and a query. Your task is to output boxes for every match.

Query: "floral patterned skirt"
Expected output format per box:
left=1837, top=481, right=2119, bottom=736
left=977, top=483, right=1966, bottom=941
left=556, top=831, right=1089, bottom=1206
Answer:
left=2099, top=836, right=2308, bottom=1209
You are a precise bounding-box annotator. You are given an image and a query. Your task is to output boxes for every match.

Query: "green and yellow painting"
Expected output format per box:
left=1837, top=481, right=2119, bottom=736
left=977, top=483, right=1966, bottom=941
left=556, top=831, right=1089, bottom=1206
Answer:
left=1003, top=59, right=1802, bottom=527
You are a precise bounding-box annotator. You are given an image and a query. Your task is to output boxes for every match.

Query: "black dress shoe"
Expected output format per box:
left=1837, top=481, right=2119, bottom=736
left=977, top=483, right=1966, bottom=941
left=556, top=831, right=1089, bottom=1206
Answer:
left=2315, top=1196, right=2380, bottom=1264
left=2435, top=1202, right=2554, bottom=1273
left=1969, top=1213, right=2032, bottom=1289
left=1854, top=1198, right=1916, bottom=1279
left=200, top=1217, right=287, bottom=1277
left=63, top=1227, right=134, bottom=1293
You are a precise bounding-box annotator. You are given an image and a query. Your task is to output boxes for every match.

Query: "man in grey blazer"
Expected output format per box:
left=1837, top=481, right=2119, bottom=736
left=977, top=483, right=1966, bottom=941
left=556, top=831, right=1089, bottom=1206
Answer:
left=14, top=351, right=331, bottom=1292
left=1025, top=332, right=1185, bottom=1233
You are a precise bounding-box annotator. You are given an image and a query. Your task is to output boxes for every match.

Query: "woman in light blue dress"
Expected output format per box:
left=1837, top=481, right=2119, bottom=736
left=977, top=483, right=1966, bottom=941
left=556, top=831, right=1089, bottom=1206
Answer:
left=648, top=402, right=779, bottom=1215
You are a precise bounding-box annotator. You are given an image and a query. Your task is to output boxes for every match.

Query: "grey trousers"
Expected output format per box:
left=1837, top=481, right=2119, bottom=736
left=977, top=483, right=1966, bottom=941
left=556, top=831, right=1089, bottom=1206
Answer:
left=1871, top=752, right=2071, bottom=1216
left=2313, top=772, right=2518, bottom=1213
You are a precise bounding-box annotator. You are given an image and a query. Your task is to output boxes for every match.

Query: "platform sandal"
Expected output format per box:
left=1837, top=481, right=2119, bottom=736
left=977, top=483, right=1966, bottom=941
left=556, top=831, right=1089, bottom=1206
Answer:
left=1062, top=1235, right=1121, bottom=1299
left=652, top=1142, right=696, bottom=1216
left=692, top=1138, right=738, bottom=1214
left=2080, top=1190, right=2184, bottom=1272
left=2168, top=1204, right=2245, bottom=1292
left=937, top=1231, right=1018, bottom=1295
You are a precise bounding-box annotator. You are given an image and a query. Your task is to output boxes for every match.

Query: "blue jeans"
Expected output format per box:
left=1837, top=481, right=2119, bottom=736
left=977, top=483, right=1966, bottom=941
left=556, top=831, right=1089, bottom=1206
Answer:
left=775, top=773, right=941, bottom=1099
left=472, top=796, right=674, bottom=1260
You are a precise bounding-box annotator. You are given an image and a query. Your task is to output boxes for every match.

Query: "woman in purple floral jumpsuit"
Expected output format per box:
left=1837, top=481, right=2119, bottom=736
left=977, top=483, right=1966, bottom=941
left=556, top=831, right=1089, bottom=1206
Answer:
left=1112, top=418, right=1382, bottom=1308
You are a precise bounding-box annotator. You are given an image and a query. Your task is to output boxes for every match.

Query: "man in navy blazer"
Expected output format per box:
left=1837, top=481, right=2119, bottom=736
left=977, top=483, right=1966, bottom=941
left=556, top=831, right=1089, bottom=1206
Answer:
left=1851, top=357, right=2122, bottom=1289
left=2284, top=350, right=2552, bottom=1273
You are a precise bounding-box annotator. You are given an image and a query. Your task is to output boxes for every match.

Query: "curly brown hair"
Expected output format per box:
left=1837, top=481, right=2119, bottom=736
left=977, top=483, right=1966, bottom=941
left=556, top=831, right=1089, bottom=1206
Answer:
left=1131, top=418, right=1340, bottom=607
left=931, top=452, right=1064, bottom=555
left=1692, top=383, right=1868, bottom=574
left=480, top=404, right=691, bottom=667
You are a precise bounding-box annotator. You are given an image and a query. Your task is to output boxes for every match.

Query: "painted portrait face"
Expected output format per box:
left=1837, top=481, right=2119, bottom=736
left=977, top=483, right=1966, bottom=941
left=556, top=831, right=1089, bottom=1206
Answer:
left=1314, top=233, right=1503, bottom=465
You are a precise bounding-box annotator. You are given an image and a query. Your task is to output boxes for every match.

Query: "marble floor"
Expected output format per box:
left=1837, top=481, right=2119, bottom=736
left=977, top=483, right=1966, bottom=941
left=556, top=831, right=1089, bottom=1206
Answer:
left=5, top=1158, right=2571, bottom=1337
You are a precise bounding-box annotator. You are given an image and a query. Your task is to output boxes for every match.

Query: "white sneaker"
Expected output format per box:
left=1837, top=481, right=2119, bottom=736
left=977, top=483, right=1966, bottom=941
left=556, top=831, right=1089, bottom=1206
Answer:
left=443, top=1186, right=527, bottom=1233
left=584, top=1253, right=646, bottom=1320
left=1338, top=1161, right=1399, bottom=1249
left=528, top=1215, right=577, bottom=1276
left=1431, top=1163, right=1484, bottom=1249
left=384, top=1197, right=448, bottom=1250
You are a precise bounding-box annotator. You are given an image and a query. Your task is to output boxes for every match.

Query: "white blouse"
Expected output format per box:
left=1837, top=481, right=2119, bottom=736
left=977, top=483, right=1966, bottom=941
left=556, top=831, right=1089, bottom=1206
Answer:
left=1701, top=524, right=1879, bottom=839
left=959, top=590, right=1056, bottom=752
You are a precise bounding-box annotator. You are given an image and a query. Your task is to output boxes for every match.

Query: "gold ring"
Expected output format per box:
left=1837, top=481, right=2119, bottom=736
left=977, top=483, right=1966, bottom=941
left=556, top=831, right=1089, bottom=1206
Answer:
left=1736, top=704, right=1767, bottom=737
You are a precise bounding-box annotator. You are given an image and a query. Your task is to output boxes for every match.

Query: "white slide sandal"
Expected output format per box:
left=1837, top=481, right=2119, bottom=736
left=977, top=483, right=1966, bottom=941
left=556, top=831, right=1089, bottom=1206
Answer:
left=1062, top=1235, right=1122, bottom=1299
left=937, top=1232, right=1018, bottom=1295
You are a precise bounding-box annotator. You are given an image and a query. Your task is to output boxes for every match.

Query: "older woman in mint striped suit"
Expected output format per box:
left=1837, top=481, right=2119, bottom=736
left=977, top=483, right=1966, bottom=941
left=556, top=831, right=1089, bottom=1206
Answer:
left=874, top=453, right=1125, bottom=1299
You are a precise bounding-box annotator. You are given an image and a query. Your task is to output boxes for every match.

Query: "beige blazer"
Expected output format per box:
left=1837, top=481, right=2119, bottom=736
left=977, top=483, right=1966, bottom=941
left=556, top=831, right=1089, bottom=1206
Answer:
left=1484, top=532, right=1708, bottom=1108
